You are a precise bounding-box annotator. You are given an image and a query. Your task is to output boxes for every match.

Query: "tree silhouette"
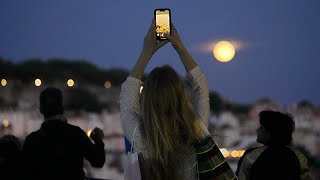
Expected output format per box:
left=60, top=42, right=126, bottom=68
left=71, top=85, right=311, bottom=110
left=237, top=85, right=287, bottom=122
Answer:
left=0, top=58, right=130, bottom=86
left=65, top=88, right=102, bottom=113
left=209, top=91, right=223, bottom=114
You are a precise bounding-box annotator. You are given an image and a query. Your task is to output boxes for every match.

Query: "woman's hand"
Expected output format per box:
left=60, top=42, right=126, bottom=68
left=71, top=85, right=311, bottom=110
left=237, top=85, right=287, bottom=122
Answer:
left=163, top=24, right=185, bottom=52
left=90, top=127, right=104, bottom=141
left=142, top=19, right=168, bottom=56
left=164, top=23, right=197, bottom=71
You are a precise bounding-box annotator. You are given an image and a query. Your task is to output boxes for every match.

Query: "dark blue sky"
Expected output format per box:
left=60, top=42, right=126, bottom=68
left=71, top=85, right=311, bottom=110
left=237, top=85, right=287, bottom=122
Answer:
left=1, top=1, right=319, bottom=105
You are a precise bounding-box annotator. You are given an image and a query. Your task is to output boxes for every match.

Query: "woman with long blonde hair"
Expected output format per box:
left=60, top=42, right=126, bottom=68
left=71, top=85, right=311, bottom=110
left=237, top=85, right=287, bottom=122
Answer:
left=120, top=20, right=210, bottom=180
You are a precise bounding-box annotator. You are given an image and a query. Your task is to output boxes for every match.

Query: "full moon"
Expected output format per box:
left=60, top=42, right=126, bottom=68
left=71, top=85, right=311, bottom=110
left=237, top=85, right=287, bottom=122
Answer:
left=213, top=41, right=236, bottom=62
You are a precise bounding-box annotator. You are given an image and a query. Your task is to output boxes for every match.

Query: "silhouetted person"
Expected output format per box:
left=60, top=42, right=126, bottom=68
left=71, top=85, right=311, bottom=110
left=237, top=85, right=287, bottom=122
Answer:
left=0, top=135, right=23, bottom=180
left=236, top=110, right=311, bottom=180
left=22, top=87, right=105, bottom=180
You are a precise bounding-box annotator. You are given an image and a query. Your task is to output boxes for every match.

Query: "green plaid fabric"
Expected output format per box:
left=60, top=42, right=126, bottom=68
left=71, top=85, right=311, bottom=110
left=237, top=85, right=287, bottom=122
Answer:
left=194, top=136, right=237, bottom=180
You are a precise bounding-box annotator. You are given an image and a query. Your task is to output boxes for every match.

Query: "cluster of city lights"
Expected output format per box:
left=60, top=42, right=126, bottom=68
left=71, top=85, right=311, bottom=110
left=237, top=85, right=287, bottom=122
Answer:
left=0, top=78, right=112, bottom=88
left=220, top=148, right=246, bottom=158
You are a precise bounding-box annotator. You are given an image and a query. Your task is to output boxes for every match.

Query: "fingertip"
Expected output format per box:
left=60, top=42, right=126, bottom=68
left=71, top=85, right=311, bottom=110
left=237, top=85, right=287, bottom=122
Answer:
left=163, top=33, right=172, bottom=39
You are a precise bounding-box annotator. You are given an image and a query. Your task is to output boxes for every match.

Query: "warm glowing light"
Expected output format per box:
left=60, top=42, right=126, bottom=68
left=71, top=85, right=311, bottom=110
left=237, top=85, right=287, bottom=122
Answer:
left=67, top=79, right=75, bottom=87
left=231, top=150, right=240, bottom=158
left=1, top=79, right=7, bottom=87
left=220, top=149, right=245, bottom=158
left=104, top=81, right=112, bottom=89
left=34, top=79, right=42, bottom=87
left=213, top=41, right=236, bottom=62
left=3, top=120, right=9, bottom=128
left=220, top=148, right=230, bottom=158
left=140, top=86, right=143, bottom=93
left=87, top=129, right=93, bottom=137
left=239, top=150, right=246, bottom=157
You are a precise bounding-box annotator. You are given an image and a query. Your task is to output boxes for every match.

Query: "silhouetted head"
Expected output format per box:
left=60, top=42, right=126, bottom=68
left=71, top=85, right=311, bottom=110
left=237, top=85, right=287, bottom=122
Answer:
left=40, top=87, right=64, bottom=118
left=257, top=110, right=295, bottom=146
left=141, top=65, right=203, bottom=179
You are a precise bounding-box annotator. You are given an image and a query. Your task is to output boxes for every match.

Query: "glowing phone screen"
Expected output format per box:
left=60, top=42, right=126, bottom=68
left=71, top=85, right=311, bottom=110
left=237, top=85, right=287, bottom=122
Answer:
left=155, top=9, right=170, bottom=40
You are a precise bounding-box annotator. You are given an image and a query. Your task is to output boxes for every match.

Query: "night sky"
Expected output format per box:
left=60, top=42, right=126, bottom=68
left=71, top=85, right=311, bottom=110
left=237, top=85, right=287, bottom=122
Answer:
left=1, top=1, right=319, bottom=105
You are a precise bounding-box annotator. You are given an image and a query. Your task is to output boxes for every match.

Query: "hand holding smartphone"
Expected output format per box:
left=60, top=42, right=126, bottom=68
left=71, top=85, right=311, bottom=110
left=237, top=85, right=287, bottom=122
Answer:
left=154, top=8, right=171, bottom=41
left=90, top=127, right=104, bottom=141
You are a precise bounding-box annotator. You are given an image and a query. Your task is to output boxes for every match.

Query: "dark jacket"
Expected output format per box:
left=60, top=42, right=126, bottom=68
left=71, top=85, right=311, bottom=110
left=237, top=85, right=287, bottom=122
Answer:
left=22, top=119, right=105, bottom=180
left=236, top=146, right=311, bottom=180
left=0, top=135, right=23, bottom=180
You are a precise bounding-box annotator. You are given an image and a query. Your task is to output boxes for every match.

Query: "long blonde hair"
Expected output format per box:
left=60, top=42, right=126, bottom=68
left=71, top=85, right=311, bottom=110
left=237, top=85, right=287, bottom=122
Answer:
left=141, top=65, right=204, bottom=180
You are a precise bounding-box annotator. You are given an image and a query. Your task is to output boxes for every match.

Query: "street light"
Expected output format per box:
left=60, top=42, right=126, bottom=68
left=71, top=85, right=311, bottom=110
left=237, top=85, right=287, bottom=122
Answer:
left=1, top=79, right=7, bottom=87
left=34, top=79, right=42, bottom=87
left=104, top=81, right=112, bottom=89
left=2, top=119, right=10, bottom=128
left=67, top=79, right=75, bottom=87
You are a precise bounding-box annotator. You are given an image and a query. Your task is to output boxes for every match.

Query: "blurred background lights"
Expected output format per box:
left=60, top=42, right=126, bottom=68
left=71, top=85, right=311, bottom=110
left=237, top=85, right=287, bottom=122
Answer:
left=231, top=150, right=240, bottom=158
left=239, top=150, right=246, bottom=157
left=87, top=128, right=93, bottom=137
left=220, top=148, right=245, bottom=158
left=67, top=79, right=75, bottom=87
left=34, top=79, right=42, bottom=87
left=1, top=79, right=7, bottom=87
left=104, top=81, right=112, bottom=89
left=213, top=41, right=236, bottom=62
left=220, top=148, right=230, bottom=158
left=140, top=86, right=143, bottom=93
left=3, top=119, right=10, bottom=128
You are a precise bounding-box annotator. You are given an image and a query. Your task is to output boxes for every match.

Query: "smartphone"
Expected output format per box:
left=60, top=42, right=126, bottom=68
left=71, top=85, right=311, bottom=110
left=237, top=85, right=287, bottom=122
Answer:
left=154, top=8, right=171, bottom=41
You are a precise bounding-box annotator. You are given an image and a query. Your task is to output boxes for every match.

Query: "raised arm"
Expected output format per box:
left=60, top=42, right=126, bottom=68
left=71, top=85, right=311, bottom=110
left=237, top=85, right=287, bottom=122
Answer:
left=165, top=24, right=210, bottom=126
left=164, top=24, right=197, bottom=71
left=130, top=19, right=168, bottom=80
left=120, top=19, right=168, bottom=143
